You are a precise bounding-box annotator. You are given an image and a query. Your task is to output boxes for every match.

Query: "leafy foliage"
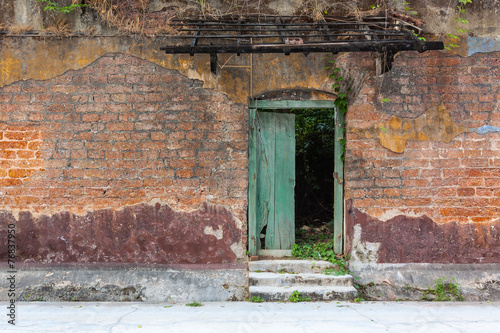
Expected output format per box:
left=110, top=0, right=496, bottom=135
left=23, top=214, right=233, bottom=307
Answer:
left=292, top=240, right=349, bottom=276
left=250, top=296, right=264, bottom=303
left=186, top=301, right=203, bottom=307
left=289, top=290, right=311, bottom=303
left=37, top=0, right=87, bottom=13
left=421, top=278, right=464, bottom=301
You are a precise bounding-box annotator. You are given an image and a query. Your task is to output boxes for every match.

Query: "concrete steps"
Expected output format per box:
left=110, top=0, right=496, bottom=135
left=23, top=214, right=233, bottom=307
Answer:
left=248, top=260, right=357, bottom=302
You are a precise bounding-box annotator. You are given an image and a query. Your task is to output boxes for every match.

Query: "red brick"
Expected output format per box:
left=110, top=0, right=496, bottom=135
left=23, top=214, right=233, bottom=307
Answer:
left=431, top=177, right=458, bottom=187
left=105, top=151, right=123, bottom=159
left=0, top=141, right=27, bottom=149
left=457, top=188, right=475, bottom=196
left=435, top=187, right=457, bottom=197
left=348, top=179, right=374, bottom=189
left=461, top=158, right=489, bottom=168
left=421, top=169, right=441, bottom=177
left=404, top=179, right=430, bottom=188
left=485, top=178, right=500, bottom=187
left=401, top=169, right=419, bottom=177
left=352, top=198, right=376, bottom=208
left=106, top=122, right=134, bottom=131
left=477, top=188, right=494, bottom=197
left=383, top=188, right=401, bottom=197
left=402, top=159, right=429, bottom=168
left=431, top=159, right=460, bottom=168
left=375, top=178, right=402, bottom=187
left=459, top=178, right=484, bottom=187
left=16, top=150, right=36, bottom=159
left=460, top=198, right=490, bottom=207
left=8, top=169, right=29, bottom=178
left=404, top=198, right=431, bottom=206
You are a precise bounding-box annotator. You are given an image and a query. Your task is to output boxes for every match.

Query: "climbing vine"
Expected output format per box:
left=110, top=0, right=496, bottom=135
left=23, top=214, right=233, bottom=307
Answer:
left=325, top=58, right=349, bottom=161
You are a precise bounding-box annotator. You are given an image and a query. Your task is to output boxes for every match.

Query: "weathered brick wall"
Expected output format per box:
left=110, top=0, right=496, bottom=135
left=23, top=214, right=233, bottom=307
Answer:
left=345, top=51, right=500, bottom=263
left=0, top=52, right=247, bottom=264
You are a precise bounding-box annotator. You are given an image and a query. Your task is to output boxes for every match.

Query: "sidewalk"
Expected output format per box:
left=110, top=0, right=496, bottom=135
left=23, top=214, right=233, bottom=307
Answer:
left=1, top=301, right=499, bottom=332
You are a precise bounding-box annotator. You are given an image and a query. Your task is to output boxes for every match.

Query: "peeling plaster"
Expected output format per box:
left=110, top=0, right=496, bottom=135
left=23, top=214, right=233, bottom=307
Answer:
left=354, top=104, right=500, bottom=153
left=350, top=224, right=381, bottom=264
left=204, top=225, right=224, bottom=240
left=470, top=125, right=500, bottom=135
left=346, top=200, right=500, bottom=264
left=376, top=209, right=426, bottom=222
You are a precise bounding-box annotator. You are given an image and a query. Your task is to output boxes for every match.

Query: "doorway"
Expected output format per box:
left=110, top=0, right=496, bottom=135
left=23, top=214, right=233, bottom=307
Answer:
left=248, top=100, right=344, bottom=257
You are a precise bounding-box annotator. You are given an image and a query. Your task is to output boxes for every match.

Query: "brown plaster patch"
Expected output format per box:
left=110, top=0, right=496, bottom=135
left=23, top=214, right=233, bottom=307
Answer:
left=0, top=202, right=242, bottom=264
left=353, top=104, right=466, bottom=153
left=346, top=199, right=500, bottom=263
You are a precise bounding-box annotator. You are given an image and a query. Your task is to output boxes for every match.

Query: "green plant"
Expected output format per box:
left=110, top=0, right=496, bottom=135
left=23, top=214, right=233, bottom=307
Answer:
left=292, top=241, right=351, bottom=277
left=37, top=0, right=87, bottom=13
left=292, top=241, right=345, bottom=267
left=445, top=0, right=473, bottom=51
left=186, top=301, right=203, bottom=307
left=289, top=290, right=311, bottom=303
left=250, top=296, right=264, bottom=303
left=421, top=277, right=464, bottom=301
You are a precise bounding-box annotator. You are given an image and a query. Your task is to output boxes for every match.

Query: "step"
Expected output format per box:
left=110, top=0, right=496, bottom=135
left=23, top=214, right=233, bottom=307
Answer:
left=249, top=260, right=338, bottom=274
left=249, top=285, right=357, bottom=302
left=249, top=272, right=353, bottom=287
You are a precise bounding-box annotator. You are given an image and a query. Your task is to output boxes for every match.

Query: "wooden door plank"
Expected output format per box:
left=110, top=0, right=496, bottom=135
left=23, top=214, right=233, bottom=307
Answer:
left=248, top=108, right=258, bottom=256
left=256, top=111, right=276, bottom=250
left=274, top=113, right=296, bottom=249
left=333, top=107, right=344, bottom=254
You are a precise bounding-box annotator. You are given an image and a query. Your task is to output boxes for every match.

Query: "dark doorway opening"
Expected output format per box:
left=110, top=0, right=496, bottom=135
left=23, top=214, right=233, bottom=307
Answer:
left=291, top=108, right=336, bottom=233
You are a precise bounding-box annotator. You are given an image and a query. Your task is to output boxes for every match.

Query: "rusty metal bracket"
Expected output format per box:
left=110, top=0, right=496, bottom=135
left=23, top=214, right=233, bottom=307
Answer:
left=333, top=172, right=343, bottom=184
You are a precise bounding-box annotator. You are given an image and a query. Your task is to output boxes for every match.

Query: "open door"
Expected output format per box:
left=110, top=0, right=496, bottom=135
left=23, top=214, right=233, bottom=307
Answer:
left=248, top=100, right=343, bottom=257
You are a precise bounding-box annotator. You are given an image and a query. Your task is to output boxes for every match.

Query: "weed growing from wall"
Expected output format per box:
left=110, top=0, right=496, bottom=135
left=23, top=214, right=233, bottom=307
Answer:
left=445, top=0, right=473, bottom=50
left=289, top=290, right=311, bottom=303
left=421, top=278, right=464, bottom=301
left=37, top=0, right=87, bottom=13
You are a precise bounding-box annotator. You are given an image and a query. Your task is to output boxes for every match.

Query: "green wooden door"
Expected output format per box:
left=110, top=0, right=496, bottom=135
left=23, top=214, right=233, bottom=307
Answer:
left=252, top=111, right=295, bottom=251
left=248, top=100, right=343, bottom=257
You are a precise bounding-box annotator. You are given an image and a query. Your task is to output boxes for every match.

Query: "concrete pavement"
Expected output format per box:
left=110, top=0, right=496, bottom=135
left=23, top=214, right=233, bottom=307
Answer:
left=1, top=301, right=499, bottom=332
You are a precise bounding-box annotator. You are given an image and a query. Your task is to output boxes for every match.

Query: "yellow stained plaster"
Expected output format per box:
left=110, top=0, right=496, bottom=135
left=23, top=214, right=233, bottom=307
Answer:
left=0, top=37, right=331, bottom=104
left=353, top=104, right=467, bottom=153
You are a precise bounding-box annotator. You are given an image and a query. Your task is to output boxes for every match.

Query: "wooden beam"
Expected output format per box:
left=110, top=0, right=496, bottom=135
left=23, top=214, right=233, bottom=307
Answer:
left=161, top=41, right=444, bottom=54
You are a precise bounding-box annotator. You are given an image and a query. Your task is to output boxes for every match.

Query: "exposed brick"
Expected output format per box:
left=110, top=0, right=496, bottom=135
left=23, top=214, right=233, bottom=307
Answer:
left=375, top=178, right=402, bottom=187
left=0, top=141, right=27, bottom=149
